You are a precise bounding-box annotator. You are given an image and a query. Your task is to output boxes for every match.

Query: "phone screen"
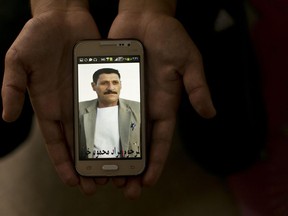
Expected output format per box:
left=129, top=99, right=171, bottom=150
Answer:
left=74, top=40, right=145, bottom=176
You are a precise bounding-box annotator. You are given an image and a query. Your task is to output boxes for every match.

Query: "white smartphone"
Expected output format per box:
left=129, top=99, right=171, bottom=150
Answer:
left=73, top=39, right=146, bottom=176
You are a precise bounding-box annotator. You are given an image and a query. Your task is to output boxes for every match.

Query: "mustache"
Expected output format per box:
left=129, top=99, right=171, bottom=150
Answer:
left=104, top=90, right=118, bottom=95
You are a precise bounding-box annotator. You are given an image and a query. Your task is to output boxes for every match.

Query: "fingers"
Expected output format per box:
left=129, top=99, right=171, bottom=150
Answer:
left=112, top=177, right=127, bottom=188
left=2, top=47, right=28, bottom=122
left=122, top=177, right=142, bottom=200
left=183, top=57, right=216, bottom=119
left=39, top=119, right=111, bottom=195
left=79, top=177, right=98, bottom=195
left=94, top=177, right=109, bottom=185
left=143, top=119, right=175, bottom=187
left=38, top=120, right=79, bottom=187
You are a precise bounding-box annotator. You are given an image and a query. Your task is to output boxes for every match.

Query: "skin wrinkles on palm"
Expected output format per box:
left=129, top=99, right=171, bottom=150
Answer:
left=2, top=10, right=103, bottom=191
left=108, top=12, right=216, bottom=197
left=2, top=6, right=215, bottom=200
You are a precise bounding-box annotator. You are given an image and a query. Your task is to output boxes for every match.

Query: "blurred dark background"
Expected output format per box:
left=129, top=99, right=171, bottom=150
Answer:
left=176, top=0, right=267, bottom=176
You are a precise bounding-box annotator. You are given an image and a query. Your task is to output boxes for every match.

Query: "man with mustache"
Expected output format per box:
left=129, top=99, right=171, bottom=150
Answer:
left=78, top=68, right=140, bottom=159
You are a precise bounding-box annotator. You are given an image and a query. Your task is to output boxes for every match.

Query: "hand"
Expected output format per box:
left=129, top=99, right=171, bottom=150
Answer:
left=1, top=7, right=103, bottom=194
left=108, top=11, right=216, bottom=199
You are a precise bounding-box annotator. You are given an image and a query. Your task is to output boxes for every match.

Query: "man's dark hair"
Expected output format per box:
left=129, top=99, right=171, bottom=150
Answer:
left=92, top=68, right=121, bottom=83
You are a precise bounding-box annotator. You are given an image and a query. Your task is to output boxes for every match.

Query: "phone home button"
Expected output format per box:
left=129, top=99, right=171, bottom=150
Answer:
left=102, top=165, right=119, bottom=171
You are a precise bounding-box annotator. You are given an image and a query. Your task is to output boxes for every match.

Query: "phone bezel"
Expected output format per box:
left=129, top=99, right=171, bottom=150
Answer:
left=73, top=39, right=146, bottom=177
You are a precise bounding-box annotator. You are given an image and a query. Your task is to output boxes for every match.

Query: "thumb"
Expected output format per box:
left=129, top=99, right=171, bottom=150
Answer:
left=2, top=47, right=28, bottom=122
left=183, top=59, right=216, bottom=119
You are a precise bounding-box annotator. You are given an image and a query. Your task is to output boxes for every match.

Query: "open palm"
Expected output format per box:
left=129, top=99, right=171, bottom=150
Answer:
left=108, top=12, right=216, bottom=199
left=2, top=9, right=101, bottom=193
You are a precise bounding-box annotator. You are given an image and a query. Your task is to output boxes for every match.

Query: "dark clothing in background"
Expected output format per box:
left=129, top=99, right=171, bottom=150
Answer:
left=176, top=0, right=267, bottom=176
